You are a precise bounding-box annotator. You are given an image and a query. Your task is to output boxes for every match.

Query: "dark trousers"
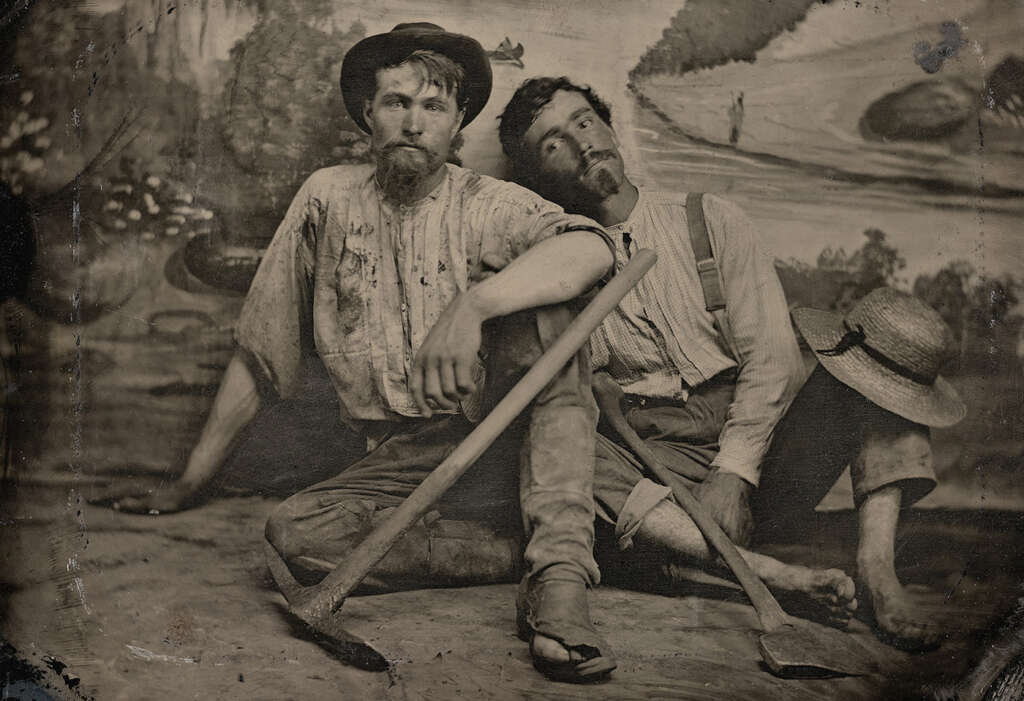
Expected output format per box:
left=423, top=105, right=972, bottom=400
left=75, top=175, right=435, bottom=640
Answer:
left=264, top=304, right=601, bottom=593
left=593, top=365, right=936, bottom=549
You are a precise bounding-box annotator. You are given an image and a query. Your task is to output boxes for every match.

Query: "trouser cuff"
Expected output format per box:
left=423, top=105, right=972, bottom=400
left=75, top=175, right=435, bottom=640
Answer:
left=615, top=478, right=672, bottom=550
left=852, top=424, right=937, bottom=507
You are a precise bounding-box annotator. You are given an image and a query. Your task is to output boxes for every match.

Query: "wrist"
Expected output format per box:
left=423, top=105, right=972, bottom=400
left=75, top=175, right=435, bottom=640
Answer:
left=710, top=467, right=754, bottom=493
left=461, top=285, right=498, bottom=323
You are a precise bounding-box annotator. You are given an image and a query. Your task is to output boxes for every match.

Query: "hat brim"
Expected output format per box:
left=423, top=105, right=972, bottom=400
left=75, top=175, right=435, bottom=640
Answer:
left=340, top=29, right=492, bottom=134
left=792, top=307, right=966, bottom=428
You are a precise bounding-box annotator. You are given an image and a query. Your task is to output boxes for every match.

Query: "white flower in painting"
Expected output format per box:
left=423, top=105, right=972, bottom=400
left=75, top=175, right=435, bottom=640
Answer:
left=35, top=136, right=52, bottom=149
left=23, top=118, right=49, bottom=135
left=146, top=175, right=161, bottom=188
left=113, top=219, right=127, bottom=230
left=127, top=209, right=142, bottom=221
left=104, top=199, right=123, bottom=211
left=20, top=91, right=33, bottom=105
left=165, top=226, right=179, bottom=236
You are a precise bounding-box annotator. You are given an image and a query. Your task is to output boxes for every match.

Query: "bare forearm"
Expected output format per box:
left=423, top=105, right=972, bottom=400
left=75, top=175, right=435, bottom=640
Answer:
left=466, top=231, right=613, bottom=320
left=178, top=353, right=262, bottom=489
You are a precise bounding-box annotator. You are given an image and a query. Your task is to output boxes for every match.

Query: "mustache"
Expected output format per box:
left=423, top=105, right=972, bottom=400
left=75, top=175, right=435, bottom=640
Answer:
left=580, top=150, right=616, bottom=175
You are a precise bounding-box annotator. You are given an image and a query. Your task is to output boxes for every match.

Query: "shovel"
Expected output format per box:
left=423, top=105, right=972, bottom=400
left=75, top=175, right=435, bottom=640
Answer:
left=265, top=250, right=657, bottom=671
left=591, top=373, right=874, bottom=678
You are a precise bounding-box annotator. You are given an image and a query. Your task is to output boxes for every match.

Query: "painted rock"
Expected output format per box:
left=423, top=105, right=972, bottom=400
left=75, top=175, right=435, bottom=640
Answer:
left=860, top=78, right=979, bottom=141
left=182, top=234, right=264, bottom=294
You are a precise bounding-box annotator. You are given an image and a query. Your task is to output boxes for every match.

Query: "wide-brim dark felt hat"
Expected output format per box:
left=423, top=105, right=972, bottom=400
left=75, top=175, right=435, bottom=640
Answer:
left=340, top=22, right=492, bottom=134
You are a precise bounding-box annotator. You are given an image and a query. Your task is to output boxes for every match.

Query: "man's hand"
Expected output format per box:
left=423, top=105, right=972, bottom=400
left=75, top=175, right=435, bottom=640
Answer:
left=410, top=292, right=486, bottom=416
left=695, top=469, right=754, bottom=547
left=87, top=479, right=204, bottom=515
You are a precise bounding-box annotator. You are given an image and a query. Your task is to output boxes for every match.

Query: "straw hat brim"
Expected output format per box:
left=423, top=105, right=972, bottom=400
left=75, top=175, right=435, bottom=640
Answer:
left=792, top=308, right=966, bottom=428
left=341, top=29, right=492, bottom=134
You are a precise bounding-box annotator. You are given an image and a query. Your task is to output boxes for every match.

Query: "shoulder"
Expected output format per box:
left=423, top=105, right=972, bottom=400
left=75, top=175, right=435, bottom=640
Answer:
left=448, top=164, right=560, bottom=213
left=301, top=164, right=375, bottom=199
left=699, top=193, right=750, bottom=224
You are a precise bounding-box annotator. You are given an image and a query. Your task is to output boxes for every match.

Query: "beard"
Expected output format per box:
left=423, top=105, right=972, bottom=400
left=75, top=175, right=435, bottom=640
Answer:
left=534, top=151, right=621, bottom=215
left=373, top=142, right=444, bottom=204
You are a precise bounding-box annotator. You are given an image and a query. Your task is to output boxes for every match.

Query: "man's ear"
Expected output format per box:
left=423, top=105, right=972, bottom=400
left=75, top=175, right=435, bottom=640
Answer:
left=362, top=100, right=373, bottom=130
left=450, top=109, right=466, bottom=139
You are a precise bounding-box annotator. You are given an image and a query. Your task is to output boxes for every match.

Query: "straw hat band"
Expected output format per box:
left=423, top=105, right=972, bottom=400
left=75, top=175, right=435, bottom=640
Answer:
left=792, top=286, right=965, bottom=428
left=815, top=321, right=937, bottom=386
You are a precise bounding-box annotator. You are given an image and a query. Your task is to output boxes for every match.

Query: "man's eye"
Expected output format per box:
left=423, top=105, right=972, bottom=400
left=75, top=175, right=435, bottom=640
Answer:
left=544, top=140, right=562, bottom=153
left=579, top=118, right=592, bottom=129
left=426, top=103, right=444, bottom=112
left=385, top=99, right=404, bottom=109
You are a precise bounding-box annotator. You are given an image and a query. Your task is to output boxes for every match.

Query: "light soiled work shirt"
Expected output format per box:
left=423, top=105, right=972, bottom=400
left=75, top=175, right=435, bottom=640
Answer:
left=235, top=163, right=606, bottom=428
left=589, top=190, right=804, bottom=486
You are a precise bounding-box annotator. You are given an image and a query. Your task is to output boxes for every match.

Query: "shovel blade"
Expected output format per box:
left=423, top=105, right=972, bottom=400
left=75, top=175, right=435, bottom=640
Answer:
left=758, top=623, right=874, bottom=679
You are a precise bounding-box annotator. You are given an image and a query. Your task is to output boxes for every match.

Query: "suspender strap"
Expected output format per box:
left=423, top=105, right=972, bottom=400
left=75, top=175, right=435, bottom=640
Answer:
left=685, top=193, right=741, bottom=361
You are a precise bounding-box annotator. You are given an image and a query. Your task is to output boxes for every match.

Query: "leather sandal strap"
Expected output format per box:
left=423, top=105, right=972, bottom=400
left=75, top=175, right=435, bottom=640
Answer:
left=518, top=578, right=609, bottom=653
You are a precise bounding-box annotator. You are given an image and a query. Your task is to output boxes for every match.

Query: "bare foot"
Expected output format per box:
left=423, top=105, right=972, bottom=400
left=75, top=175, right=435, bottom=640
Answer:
left=742, top=550, right=857, bottom=625
left=861, top=577, right=942, bottom=651
left=763, top=563, right=858, bottom=625
left=531, top=634, right=583, bottom=664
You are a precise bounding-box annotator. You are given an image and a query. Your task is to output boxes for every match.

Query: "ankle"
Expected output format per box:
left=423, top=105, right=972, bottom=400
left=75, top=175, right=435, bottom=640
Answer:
left=857, top=556, right=901, bottom=594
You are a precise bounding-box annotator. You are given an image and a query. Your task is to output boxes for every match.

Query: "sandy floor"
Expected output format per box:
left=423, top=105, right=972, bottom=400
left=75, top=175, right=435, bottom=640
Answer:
left=2, top=483, right=1021, bottom=700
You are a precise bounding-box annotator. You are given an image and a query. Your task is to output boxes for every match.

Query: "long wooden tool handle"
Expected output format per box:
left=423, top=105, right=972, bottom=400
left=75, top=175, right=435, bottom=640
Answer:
left=300, top=250, right=657, bottom=620
left=598, top=390, right=791, bottom=632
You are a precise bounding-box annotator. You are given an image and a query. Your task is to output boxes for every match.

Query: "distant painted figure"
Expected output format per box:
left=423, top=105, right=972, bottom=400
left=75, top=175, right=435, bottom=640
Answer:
left=728, top=91, right=744, bottom=145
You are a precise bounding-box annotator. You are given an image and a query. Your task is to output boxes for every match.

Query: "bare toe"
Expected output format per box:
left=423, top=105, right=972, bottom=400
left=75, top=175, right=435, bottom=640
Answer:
left=532, top=634, right=580, bottom=664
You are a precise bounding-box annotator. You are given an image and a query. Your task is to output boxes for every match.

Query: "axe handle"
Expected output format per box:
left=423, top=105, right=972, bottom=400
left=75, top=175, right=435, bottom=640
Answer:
left=594, top=377, right=791, bottom=632
left=300, top=250, right=657, bottom=620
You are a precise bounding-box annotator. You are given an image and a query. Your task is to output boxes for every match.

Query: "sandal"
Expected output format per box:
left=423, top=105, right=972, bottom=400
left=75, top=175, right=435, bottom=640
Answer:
left=516, top=576, right=617, bottom=683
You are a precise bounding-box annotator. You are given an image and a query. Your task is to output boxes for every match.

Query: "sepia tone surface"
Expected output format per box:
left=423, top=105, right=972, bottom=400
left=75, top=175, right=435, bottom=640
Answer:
left=1, top=0, right=1022, bottom=698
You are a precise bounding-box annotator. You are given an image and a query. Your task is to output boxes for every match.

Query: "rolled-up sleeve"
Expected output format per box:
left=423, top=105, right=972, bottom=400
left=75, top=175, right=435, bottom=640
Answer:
left=234, top=177, right=320, bottom=401
left=703, top=196, right=804, bottom=486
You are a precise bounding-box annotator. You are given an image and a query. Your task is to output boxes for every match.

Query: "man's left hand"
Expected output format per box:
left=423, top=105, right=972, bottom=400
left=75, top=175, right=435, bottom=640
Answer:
left=411, top=292, right=486, bottom=416
left=695, top=469, right=754, bottom=547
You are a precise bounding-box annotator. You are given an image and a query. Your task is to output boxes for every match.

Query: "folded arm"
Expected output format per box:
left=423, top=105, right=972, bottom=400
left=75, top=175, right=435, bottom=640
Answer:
left=410, top=229, right=614, bottom=415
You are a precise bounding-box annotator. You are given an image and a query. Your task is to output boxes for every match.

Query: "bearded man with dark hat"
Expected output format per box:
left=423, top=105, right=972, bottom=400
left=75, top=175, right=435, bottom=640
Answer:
left=90, top=26, right=619, bottom=682
left=499, top=77, right=967, bottom=652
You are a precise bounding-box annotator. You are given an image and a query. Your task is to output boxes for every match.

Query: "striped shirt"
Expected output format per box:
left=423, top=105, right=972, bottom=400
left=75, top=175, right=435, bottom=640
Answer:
left=235, top=163, right=605, bottom=426
left=591, top=190, right=804, bottom=485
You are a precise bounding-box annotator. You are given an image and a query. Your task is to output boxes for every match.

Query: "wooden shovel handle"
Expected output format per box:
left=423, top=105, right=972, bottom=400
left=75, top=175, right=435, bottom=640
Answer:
left=593, top=375, right=790, bottom=632
left=298, top=250, right=658, bottom=621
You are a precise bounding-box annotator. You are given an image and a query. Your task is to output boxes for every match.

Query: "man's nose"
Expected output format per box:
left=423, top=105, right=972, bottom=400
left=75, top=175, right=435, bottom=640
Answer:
left=574, top=134, right=593, bottom=158
left=403, top=107, right=424, bottom=135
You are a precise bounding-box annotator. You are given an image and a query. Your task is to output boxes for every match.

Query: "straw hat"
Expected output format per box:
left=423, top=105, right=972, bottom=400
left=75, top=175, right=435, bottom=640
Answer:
left=792, top=287, right=966, bottom=428
left=340, top=22, right=492, bottom=134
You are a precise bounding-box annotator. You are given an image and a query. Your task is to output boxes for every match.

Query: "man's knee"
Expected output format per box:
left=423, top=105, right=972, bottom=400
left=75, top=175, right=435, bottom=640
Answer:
left=264, top=494, right=376, bottom=564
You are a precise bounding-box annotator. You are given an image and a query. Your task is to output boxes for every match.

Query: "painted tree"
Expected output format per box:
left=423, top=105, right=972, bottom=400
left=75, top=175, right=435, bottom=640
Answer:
left=631, top=0, right=825, bottom=79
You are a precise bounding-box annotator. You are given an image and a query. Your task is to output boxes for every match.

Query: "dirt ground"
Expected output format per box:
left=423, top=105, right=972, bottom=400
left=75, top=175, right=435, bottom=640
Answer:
left=2, top=481, right=1022, bottom=701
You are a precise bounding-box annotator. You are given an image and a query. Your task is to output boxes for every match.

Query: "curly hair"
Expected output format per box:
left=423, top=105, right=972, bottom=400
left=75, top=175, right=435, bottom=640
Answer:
left=497, top=77, right=612, bottom=175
